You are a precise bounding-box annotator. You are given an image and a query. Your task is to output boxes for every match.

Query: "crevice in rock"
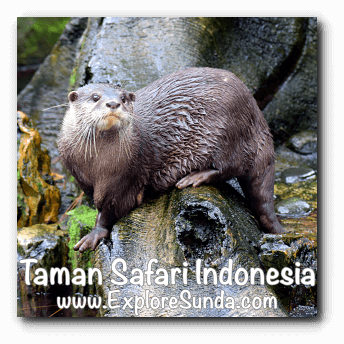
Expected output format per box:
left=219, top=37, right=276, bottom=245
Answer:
left=98, top=17, right=105, bottom=27
left=84, top=65, right=93, bottom=85
left=253, top=18, right=309, bottom=110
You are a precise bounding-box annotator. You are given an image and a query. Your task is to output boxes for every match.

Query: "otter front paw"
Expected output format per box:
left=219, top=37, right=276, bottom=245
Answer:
left=73, top=227, right=110, bottom=253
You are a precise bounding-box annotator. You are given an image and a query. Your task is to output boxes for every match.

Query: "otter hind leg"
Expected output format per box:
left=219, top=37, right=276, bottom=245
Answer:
left=238, top=164, right=285, bottom=234
left=176, top=169, right=220, bottom=189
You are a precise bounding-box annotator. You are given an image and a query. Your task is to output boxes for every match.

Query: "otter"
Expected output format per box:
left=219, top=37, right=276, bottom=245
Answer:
left=58, top=67, right=285, bottom=253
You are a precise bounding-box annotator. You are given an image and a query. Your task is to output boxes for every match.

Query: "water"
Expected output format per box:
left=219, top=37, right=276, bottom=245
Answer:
left=17, top=286, right=98, bottom=317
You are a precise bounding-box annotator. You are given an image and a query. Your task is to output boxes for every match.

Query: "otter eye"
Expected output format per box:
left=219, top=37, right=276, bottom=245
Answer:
left=92, top=94, right=100, bottom=102
left=121, top=95, right=126, bottom=103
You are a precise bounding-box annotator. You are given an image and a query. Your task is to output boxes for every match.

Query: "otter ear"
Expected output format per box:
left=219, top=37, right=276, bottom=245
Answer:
left=128, top=92, right=135, bottom=102
left=68, top=91, right=78, bottom=102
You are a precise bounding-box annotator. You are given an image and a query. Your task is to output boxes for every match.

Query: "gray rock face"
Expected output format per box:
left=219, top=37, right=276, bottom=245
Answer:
left=17, top=17, right=317, bottom=162
left=93, top=184, right=287, bottom=317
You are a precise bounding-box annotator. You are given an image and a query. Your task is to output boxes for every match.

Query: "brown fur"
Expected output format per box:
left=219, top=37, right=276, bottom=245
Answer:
left=58, top=67, right=285, bottom=253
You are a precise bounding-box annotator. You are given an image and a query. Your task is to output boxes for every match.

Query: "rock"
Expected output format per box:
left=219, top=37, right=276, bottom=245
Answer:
left=17, top=223, right=69, bottom=315
left=288, top=131, right=317, bottom=155
left=275, top=144, right=317, bottom=174
left=274, top=132, right=317, bottom=187
left=289, top=305, right=317, bottom=317
left=263, top=18, right=317, bottom=143
left=93, top=184, right=287, bottom=317
left=17, top=224, right=68, bottom=263
left=17, top=17, right=317, bottom=170
left=17, top=17, right=88, bottom=161
left=259, top=230, right=317, bottom=314
left=280, top=167, right=316, bottom=184
left=17, top=111, right=61, bottom=227
left=275, top=197, right=311, bottom=218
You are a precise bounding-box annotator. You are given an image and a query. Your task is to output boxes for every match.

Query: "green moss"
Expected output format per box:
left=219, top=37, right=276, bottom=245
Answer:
left=69, top=68, right=77, bottom=89
left=274, top=179, right=317, bottom=210
left=67, top=205, right=97, bottom=227
left=37, top=181, right=43, bottom=194
left=66, top=205, right=97, bottom=270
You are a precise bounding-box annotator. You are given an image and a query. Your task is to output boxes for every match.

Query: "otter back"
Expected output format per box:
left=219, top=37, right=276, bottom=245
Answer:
left=135, top=67, right=274, bottom=191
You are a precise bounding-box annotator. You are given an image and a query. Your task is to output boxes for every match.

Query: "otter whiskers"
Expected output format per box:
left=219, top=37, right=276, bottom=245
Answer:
left=68, top=114, right=100, bottom=160
left=43, top=103, right=69, bottom=111
left=72, top=110, right=142, bottom=161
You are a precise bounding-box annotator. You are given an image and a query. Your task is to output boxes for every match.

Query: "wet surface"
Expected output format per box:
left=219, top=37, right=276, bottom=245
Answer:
left=289, top=305, right=317, bottom=317
left=17, top=286, right=99, bottom=317
left=93, top=185, right=287, bottom=317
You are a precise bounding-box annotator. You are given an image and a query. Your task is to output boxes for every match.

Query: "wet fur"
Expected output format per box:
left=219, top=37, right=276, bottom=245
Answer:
left=58, top=67, right=284, bottom=252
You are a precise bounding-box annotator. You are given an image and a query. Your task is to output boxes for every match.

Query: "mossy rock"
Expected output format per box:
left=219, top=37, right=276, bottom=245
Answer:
left=59, top=205, right=97, bottom=271
left=17, top=111, right=61, bottom=227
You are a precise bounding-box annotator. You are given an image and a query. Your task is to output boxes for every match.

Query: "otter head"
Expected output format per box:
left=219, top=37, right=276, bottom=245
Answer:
left=68, top=83, right=136, bottom=132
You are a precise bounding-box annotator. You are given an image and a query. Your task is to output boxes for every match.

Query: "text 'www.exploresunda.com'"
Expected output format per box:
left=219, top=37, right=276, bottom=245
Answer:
left=57, top=290, right=278, bottom=315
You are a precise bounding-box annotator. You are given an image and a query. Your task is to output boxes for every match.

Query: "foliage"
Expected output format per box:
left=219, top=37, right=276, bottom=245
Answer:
left=17, top=17, right=70, bottom=65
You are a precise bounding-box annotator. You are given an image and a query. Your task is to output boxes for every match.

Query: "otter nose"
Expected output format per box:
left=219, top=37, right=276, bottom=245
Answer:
left=106, top=101, right=120, bottom=110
